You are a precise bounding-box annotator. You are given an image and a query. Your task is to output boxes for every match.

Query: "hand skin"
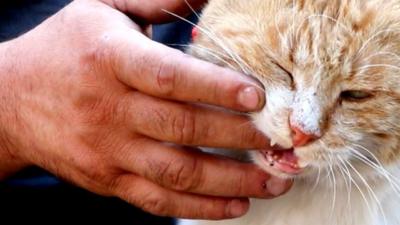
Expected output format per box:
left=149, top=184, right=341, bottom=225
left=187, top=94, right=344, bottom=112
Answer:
left=0, top=0, right=292, bottom=219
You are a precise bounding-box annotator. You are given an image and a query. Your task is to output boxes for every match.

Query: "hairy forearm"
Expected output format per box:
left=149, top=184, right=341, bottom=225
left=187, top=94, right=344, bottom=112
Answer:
left=0, top=40, right=29, bottom=180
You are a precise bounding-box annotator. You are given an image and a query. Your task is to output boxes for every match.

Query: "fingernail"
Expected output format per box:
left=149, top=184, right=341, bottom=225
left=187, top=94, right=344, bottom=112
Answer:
left=266, top=177, right=292, bottom=196
left=227, top=199, right=249, bottom=218
left=238, top=86, right=261, bottom=110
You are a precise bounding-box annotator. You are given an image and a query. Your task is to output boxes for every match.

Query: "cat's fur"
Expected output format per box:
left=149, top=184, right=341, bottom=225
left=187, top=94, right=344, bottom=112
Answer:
left=180, top=0, right=400, bottom=225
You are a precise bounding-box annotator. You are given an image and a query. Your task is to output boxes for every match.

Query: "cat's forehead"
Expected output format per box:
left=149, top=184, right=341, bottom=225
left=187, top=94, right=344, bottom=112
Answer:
left=285, top=4, right=400, bottom=90
left=199, top=0, right=400, bottom=91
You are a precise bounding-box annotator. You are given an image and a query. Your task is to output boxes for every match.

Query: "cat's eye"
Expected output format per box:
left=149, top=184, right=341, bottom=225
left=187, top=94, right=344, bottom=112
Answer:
left=340, top=90, right=374, bottom=101
left=271, top=61, right=294, bottom=87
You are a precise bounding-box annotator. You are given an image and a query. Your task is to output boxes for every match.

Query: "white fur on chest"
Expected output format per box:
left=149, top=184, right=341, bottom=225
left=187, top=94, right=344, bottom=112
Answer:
left=179, top=181, right=399, bottom=225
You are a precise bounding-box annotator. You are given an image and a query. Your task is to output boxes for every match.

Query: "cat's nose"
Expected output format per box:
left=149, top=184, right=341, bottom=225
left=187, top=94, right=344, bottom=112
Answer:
left=290, top=125, right=317, bottom=147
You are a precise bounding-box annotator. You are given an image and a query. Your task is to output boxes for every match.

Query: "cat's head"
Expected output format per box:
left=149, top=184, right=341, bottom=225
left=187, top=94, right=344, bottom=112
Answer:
left=190, top=0, right=400, bottom=184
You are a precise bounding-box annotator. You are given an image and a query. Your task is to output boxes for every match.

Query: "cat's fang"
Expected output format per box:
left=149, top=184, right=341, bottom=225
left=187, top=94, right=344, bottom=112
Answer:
left=270, top=139, right=277, bottom=147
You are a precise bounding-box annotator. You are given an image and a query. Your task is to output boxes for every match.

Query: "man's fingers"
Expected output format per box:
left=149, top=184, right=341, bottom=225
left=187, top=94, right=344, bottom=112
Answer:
left=101, top=0, right=207, bottom=24
left=113, top=138, right=291, bottom=198
left=108, top=30, right=265, bottom=112
left=114, top=175, right=250, bottom=219
left=123, top=91, right=269, bottom=149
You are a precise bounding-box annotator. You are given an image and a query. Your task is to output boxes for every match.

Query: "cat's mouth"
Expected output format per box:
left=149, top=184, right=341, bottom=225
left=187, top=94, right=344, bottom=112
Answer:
left=259, top=149, right=304, bottom=175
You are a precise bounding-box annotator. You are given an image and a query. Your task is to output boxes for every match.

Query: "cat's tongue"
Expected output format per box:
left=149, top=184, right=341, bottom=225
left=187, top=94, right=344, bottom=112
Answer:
left=261, top=149, right=303, bottom=174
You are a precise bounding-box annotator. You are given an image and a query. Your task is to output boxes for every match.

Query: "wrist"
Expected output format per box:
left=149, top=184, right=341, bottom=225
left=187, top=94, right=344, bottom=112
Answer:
left=0, top=40, right=30, bottom=180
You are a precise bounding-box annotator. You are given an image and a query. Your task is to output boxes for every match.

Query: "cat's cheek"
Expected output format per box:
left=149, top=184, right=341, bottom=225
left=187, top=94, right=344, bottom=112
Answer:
left=364, top=135, right=400, bottom=166
left=250, top=87, right=294, bottom=148
left=294, top=148, right=320, bottom=169
left=250, top=110, right=293, bottom=149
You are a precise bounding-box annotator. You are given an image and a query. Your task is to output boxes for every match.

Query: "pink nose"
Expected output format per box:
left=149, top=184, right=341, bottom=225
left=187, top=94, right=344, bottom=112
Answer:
left=291, top=125, right=316, bottom=147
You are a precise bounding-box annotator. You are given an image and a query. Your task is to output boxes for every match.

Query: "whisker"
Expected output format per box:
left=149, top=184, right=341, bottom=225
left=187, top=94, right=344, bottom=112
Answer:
left=329, top=155, right=337, bottom=221
left=356, top=28, right=400, bottom=60
left=182, top=0, right=249, bottom=71
left=338, top=156, right=374, bottom=221
left=183, top=0, right=201, bottom=21
left=356, top=64, right=400, bottom=72
left=361, top=51, right=400, bottom=63
left=171, top=44, right=238, bottom=69
left=169, top=43, right=230, bottom=58
left=336, top=154, right=353, bottom=209
left=161, top=9, right=253, bottom=75
left=347, top=146, right=400, bottom=196
left=351, top=144, right=384, bottom=167
left=351, top=152, right=400, bottom=196
left=344, top=159, right=388, bottom=225
left=312, top=166, right=322, bottom=191
left=237, top=120, right=257, bottom=130
left=351, top=144, right=400, bottom=187
left=319, top=140, right=337, bottom=219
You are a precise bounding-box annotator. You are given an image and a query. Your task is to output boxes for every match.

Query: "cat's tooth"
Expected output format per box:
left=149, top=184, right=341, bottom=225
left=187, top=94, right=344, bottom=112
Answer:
left=267, top=151, right=273, bottom=156
left=273, top=155, right=279, bottom=161
left=270, top=139, right=277, bottom=147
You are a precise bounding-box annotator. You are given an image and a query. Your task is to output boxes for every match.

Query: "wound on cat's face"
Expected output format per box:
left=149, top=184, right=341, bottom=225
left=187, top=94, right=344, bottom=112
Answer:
left=189, top=0, right=400, bottom=180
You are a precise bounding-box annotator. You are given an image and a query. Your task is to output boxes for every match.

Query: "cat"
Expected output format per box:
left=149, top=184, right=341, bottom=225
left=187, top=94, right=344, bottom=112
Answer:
left=176, top=0, right=400, bottom=225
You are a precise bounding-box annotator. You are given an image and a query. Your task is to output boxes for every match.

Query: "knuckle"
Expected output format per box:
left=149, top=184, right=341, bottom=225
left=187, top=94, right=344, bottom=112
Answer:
left=152, top=107, right=170, bottom=125
left=140, top=192, right=170, bottom=216
left=75, top=89, right=124, bottom=127
left=68, top=153, right=118, bottom=195
left=81, top=157, right=110, bottom=182
left=80, top=30, right=126, bottom=77
left=81, top=38, right=108, bottom=68
left=90, top=99, right=118, bottom=125
left=75, top=151, right=114, bottom=182
left=171, top=107, right=197, bottom=144
left=107, top=176, right=124, bottom=194
left=172, top=157, right=204, bottom=192
left=169, top=160, right=198, bottom=191
left=154, top=52, right=182, bottom=97
left=89, top=32, right=120, bottom=72
left=113, top=94, right=131, bottom=124
left=155, top=59, right=177, bottom=96
left=234, top=170, right=246, bottom=196
left=151, top=157, right=203, bottom=192
left=148, top=106, right=171, bottom=135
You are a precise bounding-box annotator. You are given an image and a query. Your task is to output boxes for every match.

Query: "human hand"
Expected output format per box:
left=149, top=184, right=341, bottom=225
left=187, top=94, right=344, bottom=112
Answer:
left=0, top=0, right=291, bottom=219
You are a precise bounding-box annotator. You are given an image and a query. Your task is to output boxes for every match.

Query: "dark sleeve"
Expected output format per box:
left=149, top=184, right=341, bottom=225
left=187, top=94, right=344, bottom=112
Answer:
left=0, top=0, right=71, bottom=42
left=153, top=14, right=198, bottom=51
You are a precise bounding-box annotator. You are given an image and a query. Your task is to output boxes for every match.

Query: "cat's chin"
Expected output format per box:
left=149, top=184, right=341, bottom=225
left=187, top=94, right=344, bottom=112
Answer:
left=252, top=149, right=309, bottom=179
